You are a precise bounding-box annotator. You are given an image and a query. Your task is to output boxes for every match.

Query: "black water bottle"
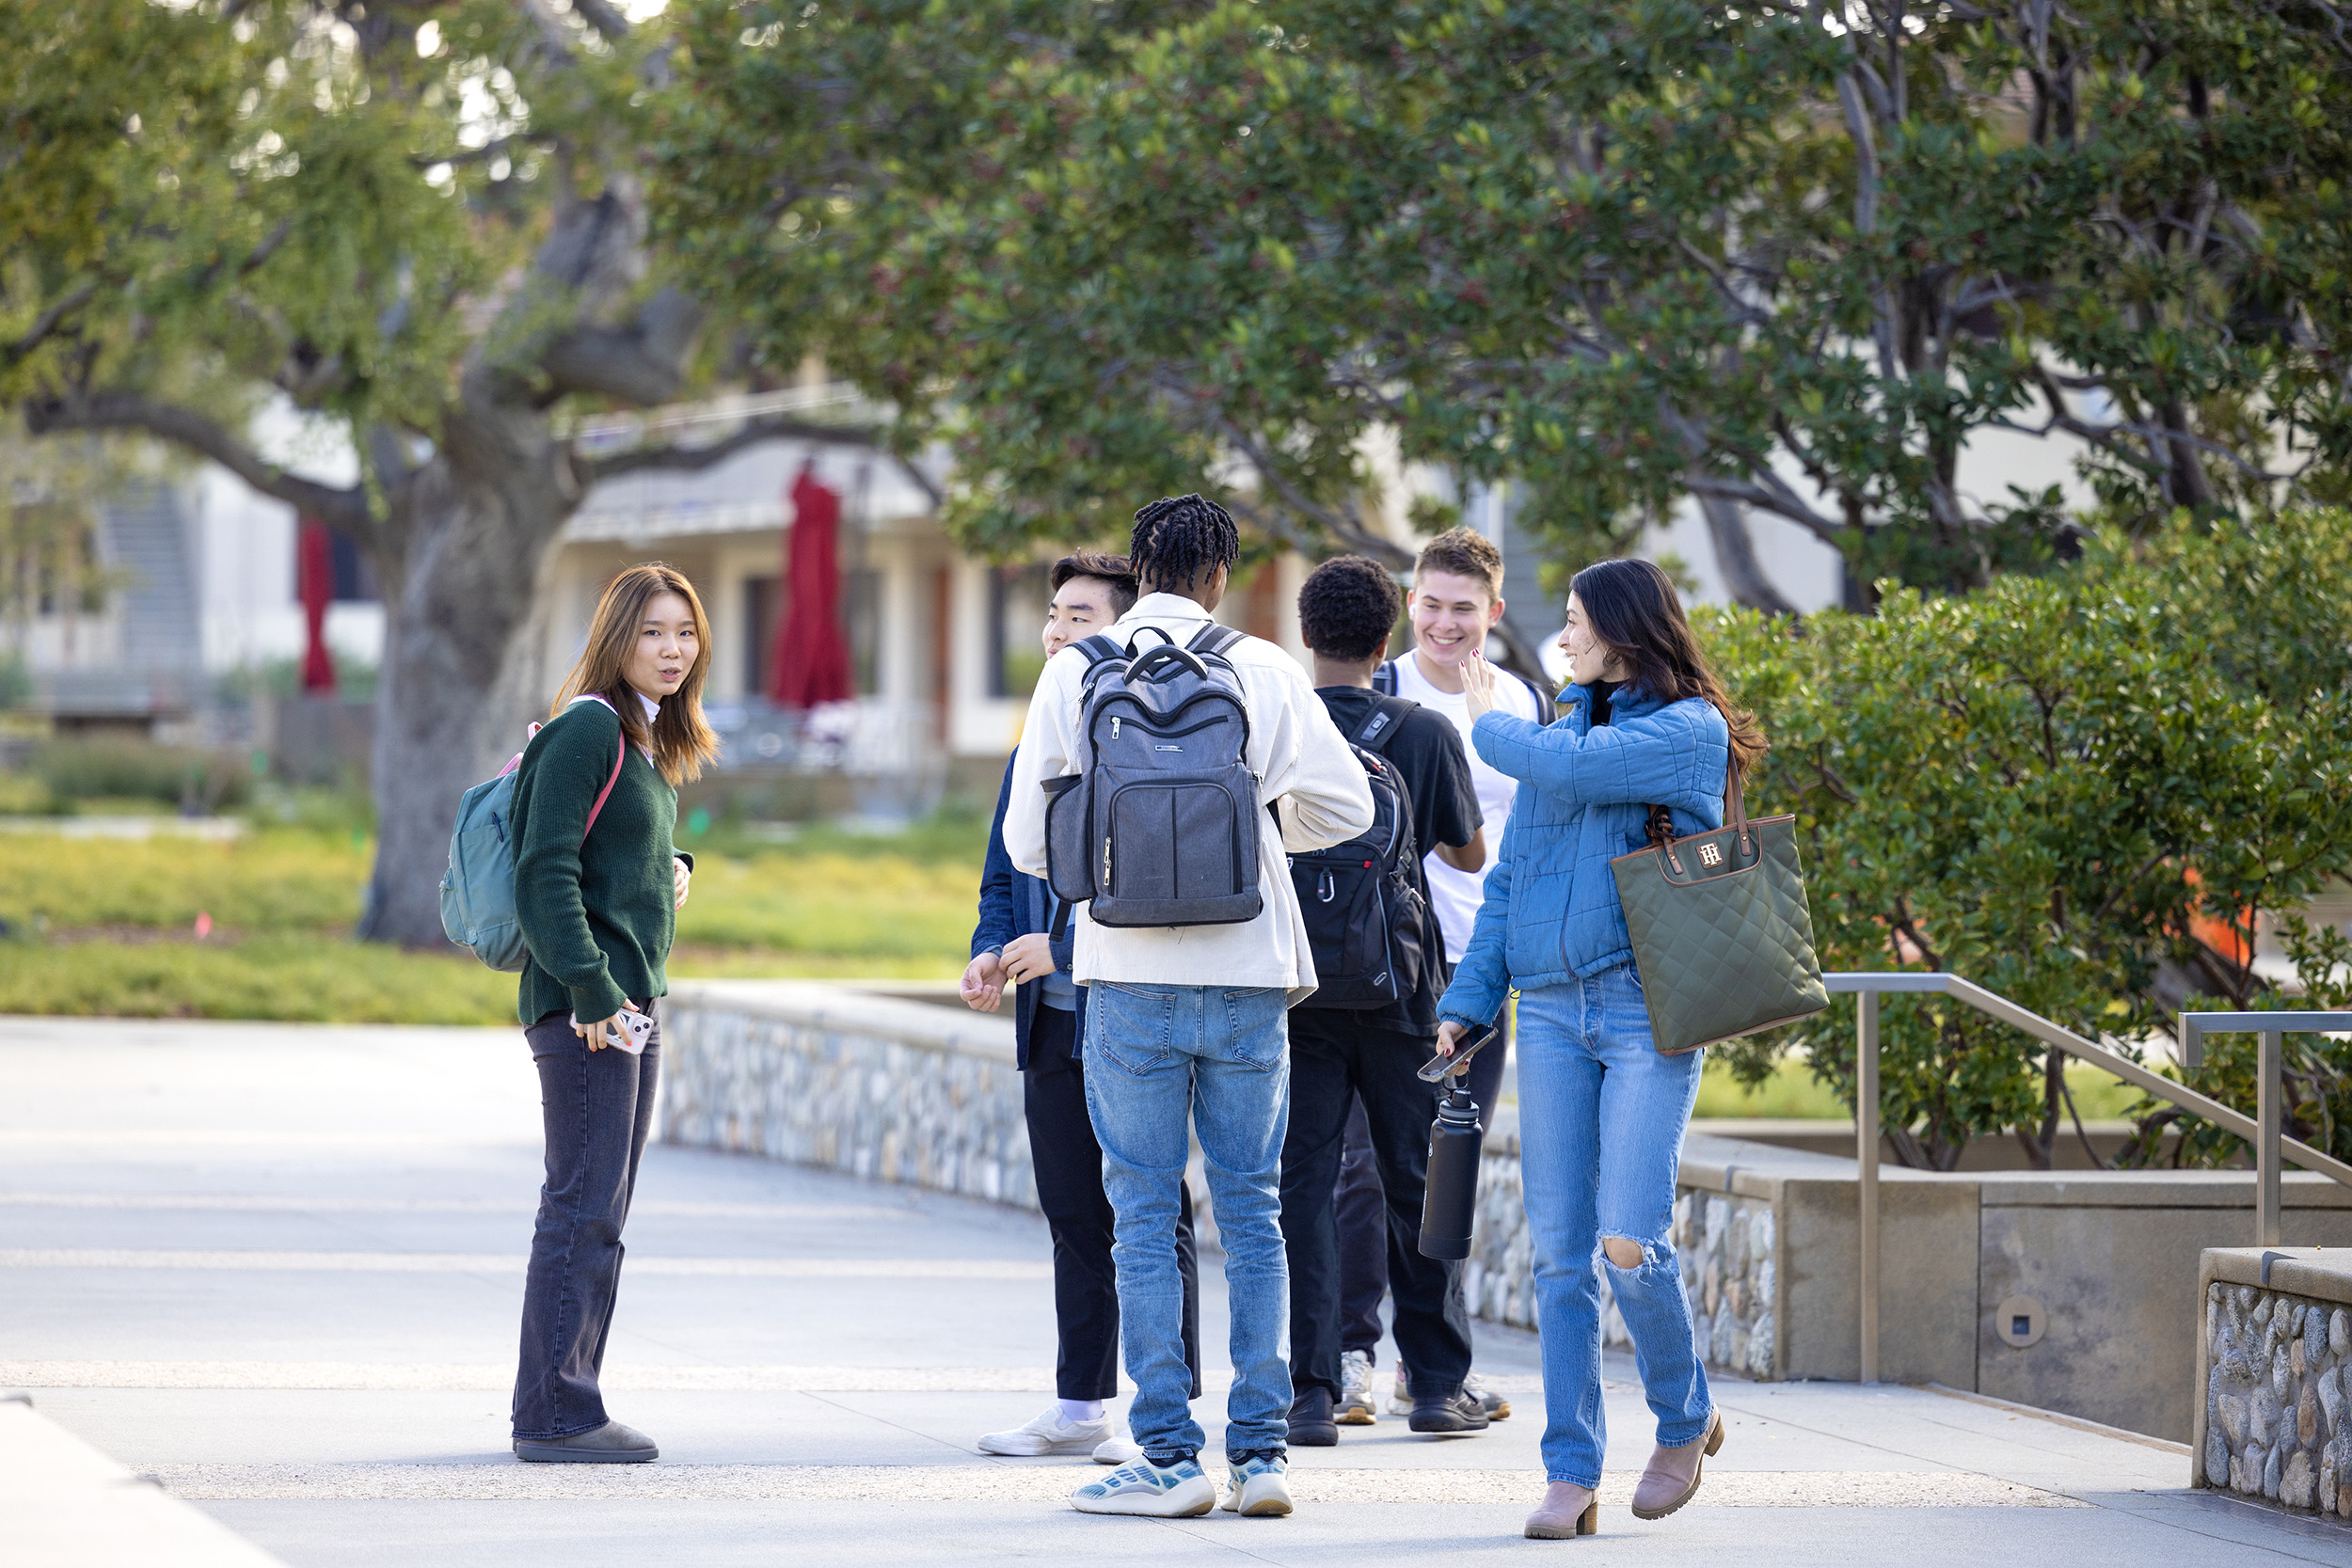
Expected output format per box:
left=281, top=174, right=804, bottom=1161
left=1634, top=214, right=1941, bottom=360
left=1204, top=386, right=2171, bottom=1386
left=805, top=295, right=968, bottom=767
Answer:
left=1419, top=1082, right=1485, bottom=1260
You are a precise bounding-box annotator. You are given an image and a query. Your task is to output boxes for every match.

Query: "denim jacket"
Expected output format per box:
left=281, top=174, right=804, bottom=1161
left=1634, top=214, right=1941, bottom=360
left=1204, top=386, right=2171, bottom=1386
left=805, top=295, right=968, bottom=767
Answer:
left=1437, top=683, right=1729, bottom=1027
left=973, top=752, right=1083, bottom=1069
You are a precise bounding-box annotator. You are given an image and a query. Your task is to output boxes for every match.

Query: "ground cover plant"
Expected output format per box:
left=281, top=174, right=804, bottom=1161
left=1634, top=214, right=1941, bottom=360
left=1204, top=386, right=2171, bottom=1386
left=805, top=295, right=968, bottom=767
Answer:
left=0, top=808, right=984, bottom=1023
left=1706, top=509, right=2352, bottom=1169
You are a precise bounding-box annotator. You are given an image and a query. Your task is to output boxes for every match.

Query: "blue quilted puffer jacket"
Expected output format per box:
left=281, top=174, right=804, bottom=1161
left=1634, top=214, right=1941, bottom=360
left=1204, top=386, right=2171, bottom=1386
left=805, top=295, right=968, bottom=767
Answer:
left=1438, top=682, right=1730, bottom=1027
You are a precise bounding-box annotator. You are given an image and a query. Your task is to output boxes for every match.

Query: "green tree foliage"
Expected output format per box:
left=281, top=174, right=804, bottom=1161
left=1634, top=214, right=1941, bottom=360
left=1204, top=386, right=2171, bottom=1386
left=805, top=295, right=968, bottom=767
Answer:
left=663, top=0, right=2352, bottom=610
left=2, top=2, right=879, bottom=944
left=1704, top=509, right=2352, bottom=1168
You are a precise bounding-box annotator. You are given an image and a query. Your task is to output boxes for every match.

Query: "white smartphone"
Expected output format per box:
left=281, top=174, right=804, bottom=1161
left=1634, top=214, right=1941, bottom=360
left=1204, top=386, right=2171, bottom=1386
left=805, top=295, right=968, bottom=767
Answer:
left=574, top=1008, right=654, bottom=1054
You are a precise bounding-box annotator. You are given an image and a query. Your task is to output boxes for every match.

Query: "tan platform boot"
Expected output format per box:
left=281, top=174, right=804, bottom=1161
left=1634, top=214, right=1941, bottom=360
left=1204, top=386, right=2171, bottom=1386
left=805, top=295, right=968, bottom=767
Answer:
left=1629, top=1410, right=1724, bottom=1519
left=1523, top=1481, right=1598, bottom=1539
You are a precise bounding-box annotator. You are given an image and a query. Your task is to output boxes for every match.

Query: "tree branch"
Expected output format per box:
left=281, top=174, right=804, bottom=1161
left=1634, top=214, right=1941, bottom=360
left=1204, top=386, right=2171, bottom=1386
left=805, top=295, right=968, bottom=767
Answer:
left=570, top=0, right=633, bottom=41
left=6, top=282, right=99, bottom=368
left=24, top=390, right=371, bottom=531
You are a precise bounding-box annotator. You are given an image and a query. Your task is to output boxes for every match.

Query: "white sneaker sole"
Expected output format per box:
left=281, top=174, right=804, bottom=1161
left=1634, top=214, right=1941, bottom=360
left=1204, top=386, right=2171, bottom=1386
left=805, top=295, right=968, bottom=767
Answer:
left=1072, top=1477, right=1217, bottom=1517
left=1220, top=1478, right=1294, bottom=1518
left=977, top=1435, right=1101, bottom=1456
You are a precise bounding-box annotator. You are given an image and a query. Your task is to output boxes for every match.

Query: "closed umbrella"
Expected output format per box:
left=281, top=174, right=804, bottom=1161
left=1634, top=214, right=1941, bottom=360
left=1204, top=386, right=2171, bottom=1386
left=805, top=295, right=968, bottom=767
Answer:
left=296, top=517, right=337, bottom=694
left=770, top=461, right=853, bottom=708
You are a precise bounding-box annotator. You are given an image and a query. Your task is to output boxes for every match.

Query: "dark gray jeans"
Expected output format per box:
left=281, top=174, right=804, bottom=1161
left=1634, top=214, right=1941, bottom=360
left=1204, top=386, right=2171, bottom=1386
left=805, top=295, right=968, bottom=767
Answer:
left=512, top=1001, right=660, bottom=1441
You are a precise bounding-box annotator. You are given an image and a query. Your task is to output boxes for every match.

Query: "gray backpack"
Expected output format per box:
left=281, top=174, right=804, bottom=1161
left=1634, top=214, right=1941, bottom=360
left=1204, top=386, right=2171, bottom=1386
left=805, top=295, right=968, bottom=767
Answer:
left=1043, top=624, right=1263, bottom=929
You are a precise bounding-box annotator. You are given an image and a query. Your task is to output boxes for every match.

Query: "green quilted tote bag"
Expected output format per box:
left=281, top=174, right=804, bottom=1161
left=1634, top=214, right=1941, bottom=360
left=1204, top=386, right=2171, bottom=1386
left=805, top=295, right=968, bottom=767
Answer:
left=1609, top=764, right=1829, bottom=1055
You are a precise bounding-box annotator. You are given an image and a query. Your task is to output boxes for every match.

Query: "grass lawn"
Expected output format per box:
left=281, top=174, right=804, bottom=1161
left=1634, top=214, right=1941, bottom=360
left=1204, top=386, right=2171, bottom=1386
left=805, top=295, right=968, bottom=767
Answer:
left=0, top=813, right=982, bottom=1024
left=1692, top=1053, right=2146, bottom=1121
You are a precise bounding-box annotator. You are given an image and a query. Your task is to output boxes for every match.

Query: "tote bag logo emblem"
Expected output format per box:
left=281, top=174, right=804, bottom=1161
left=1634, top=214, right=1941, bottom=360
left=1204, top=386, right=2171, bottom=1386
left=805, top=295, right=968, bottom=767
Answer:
left=1698, top=842, right=1724, bottom=867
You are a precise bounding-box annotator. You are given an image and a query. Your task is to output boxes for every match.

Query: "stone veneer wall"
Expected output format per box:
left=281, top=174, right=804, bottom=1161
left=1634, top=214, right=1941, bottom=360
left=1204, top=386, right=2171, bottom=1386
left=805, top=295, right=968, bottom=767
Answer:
left=660, top=983, right=1040, bottom=1212
left=1460, top=1116, right=1779, bottom=1379
left=2202, top=1281, right=2352, bottom=1515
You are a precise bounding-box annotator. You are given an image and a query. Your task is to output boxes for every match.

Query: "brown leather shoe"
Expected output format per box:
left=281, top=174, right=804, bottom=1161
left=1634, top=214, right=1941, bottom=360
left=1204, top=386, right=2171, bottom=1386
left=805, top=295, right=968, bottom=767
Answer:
left=1629, top=1410, right=1724, bottom=1519
left=1523, top=1481, right=1598, bottom=1538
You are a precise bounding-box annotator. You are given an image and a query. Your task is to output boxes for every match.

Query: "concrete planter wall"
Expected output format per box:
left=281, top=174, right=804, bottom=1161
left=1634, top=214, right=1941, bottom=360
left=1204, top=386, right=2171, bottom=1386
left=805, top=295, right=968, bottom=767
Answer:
left=2196, top=1248, right=2352, bottom=1521
left=661, top=980, right=2352, bottom=1441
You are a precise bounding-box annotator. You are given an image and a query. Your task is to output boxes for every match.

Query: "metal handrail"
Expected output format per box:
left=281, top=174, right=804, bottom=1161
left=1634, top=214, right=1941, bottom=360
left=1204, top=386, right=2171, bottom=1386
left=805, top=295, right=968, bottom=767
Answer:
left=1822, top=972, right=2352, bottom=1383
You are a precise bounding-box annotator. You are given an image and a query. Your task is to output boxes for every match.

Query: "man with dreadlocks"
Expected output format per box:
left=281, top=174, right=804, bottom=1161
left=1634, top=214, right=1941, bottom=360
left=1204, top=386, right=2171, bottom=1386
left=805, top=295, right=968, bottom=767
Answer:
left=1007, top=494, right=1375, bottom=1520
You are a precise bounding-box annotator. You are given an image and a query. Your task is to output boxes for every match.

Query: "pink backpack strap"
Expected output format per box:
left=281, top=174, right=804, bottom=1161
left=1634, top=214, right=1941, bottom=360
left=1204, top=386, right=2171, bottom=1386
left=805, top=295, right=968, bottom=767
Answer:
left=572, top=694, right=628, bottom=840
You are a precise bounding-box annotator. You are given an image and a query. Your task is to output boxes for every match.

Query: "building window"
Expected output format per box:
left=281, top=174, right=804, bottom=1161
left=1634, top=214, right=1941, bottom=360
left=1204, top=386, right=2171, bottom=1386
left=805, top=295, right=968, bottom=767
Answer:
left=743, top=575, right=778, bottom=699
left=990, top=563, right=1051, bottom=698
left=843, top=567, right=882, bottom=696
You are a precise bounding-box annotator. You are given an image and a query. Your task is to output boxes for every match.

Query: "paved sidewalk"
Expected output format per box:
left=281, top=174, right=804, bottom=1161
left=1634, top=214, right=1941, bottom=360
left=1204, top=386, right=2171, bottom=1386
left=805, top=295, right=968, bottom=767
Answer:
left=3, top=1016, right=2344, bottom=1566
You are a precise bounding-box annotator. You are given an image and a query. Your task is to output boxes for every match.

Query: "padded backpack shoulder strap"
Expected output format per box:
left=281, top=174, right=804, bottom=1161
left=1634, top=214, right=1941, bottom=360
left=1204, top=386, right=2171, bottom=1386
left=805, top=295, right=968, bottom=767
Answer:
left=1351, top=694, right=1419, bottom=757
left=1522, top=672, right=1558, bottom=724
left=1371, top=658, right=1399, bottom=696
left=1186, top=623, right=1246, bottom=659
left=1073, top=633, right=1125, bottom=667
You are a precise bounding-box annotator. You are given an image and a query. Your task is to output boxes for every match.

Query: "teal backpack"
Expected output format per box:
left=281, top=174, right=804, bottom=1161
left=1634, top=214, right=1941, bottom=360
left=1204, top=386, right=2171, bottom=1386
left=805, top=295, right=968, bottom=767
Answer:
left=440, top=696, right=627, bottom=972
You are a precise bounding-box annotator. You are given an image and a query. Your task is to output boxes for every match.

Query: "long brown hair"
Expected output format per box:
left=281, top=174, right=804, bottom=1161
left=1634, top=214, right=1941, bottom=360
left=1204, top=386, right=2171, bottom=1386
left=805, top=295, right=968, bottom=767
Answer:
left=1568, top=558, right=1767, bottom=773
left=553, top=562, right=720, bottom=786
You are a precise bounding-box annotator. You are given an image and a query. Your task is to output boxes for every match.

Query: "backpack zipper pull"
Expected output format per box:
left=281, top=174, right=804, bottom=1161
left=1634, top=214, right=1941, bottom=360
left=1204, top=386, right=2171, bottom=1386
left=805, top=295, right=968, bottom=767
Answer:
left=1111, top=716, right=1121, bottom=741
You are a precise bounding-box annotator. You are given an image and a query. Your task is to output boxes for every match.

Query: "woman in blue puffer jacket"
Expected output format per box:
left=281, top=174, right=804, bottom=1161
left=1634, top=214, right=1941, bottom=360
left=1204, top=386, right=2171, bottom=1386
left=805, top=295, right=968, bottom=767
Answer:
left=1436, top=557, right=1767, bottom=1541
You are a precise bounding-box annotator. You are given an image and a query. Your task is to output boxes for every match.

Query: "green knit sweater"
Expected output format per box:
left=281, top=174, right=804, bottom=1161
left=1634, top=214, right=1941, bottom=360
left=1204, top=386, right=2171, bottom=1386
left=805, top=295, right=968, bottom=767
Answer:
left=510, top=698, right=681, bottom=1026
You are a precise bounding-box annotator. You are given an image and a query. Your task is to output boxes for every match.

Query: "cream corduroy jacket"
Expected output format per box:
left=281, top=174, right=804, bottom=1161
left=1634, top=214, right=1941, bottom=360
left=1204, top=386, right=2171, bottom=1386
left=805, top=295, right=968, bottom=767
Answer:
left=1003, top=593, right=1375, bottom=1005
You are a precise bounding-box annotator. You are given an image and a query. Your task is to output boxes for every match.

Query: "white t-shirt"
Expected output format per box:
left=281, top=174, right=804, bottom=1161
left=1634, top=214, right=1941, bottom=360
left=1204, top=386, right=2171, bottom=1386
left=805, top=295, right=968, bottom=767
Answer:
left=1391, top=652, right=1542, bottom=964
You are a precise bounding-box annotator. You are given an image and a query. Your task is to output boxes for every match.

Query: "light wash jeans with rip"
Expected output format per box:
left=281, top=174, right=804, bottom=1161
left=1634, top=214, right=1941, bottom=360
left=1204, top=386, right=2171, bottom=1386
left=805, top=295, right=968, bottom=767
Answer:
left=1515, top=962, right=1713, bottom=1486
left=1082, top=980, right=1292, bottom=1461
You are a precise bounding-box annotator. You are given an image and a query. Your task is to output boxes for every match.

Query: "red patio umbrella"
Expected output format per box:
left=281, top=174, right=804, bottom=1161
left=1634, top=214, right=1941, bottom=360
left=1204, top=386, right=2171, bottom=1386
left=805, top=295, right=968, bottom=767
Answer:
left=296, top=517, right=337, bottom=694
left=770, top=461, right=853, bottom=707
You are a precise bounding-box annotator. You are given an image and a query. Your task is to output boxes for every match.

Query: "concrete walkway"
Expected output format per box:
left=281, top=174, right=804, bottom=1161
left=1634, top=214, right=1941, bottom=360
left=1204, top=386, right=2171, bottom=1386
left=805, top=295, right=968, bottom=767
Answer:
left=2, top=1016, right=2344, bottom=1566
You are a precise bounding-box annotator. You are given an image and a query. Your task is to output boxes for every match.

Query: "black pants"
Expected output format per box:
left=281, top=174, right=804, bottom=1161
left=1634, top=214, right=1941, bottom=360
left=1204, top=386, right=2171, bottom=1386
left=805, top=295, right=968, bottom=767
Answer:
left=514, top=1002, right=660, bottom=1440
left=1279, top=1011, right=1471, bottom=1402
left=1025, top=1001, right=1202, bottom=1401
left=1335, top=1006, right=1509, bottom=1361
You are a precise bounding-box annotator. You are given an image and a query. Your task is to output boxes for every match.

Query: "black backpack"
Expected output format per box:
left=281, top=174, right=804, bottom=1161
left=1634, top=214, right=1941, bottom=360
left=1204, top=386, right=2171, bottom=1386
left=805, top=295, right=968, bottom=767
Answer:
left=1043, top=623, right=1264, bottom=929
left=1375, top=657, right=1558, bottom=723
left=1290, top=694, right=1433, bottom=1010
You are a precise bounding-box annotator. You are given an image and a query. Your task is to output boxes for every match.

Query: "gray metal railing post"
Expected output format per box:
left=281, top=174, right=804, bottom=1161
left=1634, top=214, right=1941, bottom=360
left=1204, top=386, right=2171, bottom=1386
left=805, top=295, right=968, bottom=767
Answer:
left=1822, top=978, right=2352, bottom=1379
left=2178, top=1011, right=2352, bottom=1247
left=1857, top=990, right=1881, bottom=1385
left=2261, top=1030, right=2284, bottom=1246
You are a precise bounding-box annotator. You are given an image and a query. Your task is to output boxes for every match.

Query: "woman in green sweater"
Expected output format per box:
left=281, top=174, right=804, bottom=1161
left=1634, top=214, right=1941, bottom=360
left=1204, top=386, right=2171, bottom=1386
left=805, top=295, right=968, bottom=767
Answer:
left=508, top=562, right=716, bottom=1463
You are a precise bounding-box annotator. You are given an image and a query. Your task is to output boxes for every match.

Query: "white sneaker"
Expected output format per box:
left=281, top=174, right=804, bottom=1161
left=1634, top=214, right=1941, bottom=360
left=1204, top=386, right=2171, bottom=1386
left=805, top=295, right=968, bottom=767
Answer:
left=1337, top=1349, right=1378, bottom=1425
left=977, top=1406, right=1113, bottom=1457
left=1464, top=1370, right=1511, bottom=1420
left=1071, top=1456, right=1217, bottom=1516
left=1387, top=1363, right=1413, bottom=1416
left=1219, top=1453, right=1294, bottom=1517
left=1091, top=1431, right=1142, bottom=1465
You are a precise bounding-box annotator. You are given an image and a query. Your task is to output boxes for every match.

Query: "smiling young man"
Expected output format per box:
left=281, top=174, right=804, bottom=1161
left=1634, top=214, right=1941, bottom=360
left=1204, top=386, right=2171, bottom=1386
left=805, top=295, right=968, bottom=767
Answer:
left=961, top=551, right=1202, bottom=1467
left=1343, top=526, right=1552, bottom=1422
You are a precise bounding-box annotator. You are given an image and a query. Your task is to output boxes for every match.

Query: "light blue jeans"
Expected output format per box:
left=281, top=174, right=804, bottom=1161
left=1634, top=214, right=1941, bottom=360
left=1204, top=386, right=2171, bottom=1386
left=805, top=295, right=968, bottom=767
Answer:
left=1083, top=980, right=1292, bottom=1460
left=1515, top=963, right=1713, bottom=1486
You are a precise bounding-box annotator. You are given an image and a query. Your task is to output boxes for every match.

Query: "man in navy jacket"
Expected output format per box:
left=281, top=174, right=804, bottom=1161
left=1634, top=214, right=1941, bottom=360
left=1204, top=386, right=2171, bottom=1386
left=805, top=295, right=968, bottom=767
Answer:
left=961, top=551, right=1200, bottom=1464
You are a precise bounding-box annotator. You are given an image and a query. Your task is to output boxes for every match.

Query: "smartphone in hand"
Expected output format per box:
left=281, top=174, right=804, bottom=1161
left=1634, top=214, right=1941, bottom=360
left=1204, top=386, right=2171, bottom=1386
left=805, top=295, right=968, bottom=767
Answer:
left=1419, top=1022, right=1499, bottom=1085
left=573, top=1008, right=654, bottom=1054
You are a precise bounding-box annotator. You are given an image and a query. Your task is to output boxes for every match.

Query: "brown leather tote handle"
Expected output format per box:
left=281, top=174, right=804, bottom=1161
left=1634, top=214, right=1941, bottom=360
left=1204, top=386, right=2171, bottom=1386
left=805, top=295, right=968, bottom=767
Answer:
left=1643, top=755, right=1749, bottom=863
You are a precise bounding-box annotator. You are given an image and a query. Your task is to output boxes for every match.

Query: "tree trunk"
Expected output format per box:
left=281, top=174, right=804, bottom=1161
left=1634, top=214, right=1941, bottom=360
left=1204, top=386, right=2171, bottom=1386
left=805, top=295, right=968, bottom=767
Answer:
left=356, top=392, right=586, bottom=947
left=1696, top=492, right=1797, bottom=614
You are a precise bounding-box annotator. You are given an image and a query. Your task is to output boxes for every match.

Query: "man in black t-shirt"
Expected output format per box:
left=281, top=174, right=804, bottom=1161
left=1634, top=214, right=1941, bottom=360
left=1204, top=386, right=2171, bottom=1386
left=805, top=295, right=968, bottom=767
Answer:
left=1279, top=556, right=1492, bottom=1446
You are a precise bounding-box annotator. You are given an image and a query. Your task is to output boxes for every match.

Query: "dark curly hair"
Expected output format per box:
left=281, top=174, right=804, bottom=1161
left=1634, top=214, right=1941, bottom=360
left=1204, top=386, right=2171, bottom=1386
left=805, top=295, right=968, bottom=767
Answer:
left=1129, top=494, right=1240, bottom=595
left=1297, top=555, right=1404, bottom=663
